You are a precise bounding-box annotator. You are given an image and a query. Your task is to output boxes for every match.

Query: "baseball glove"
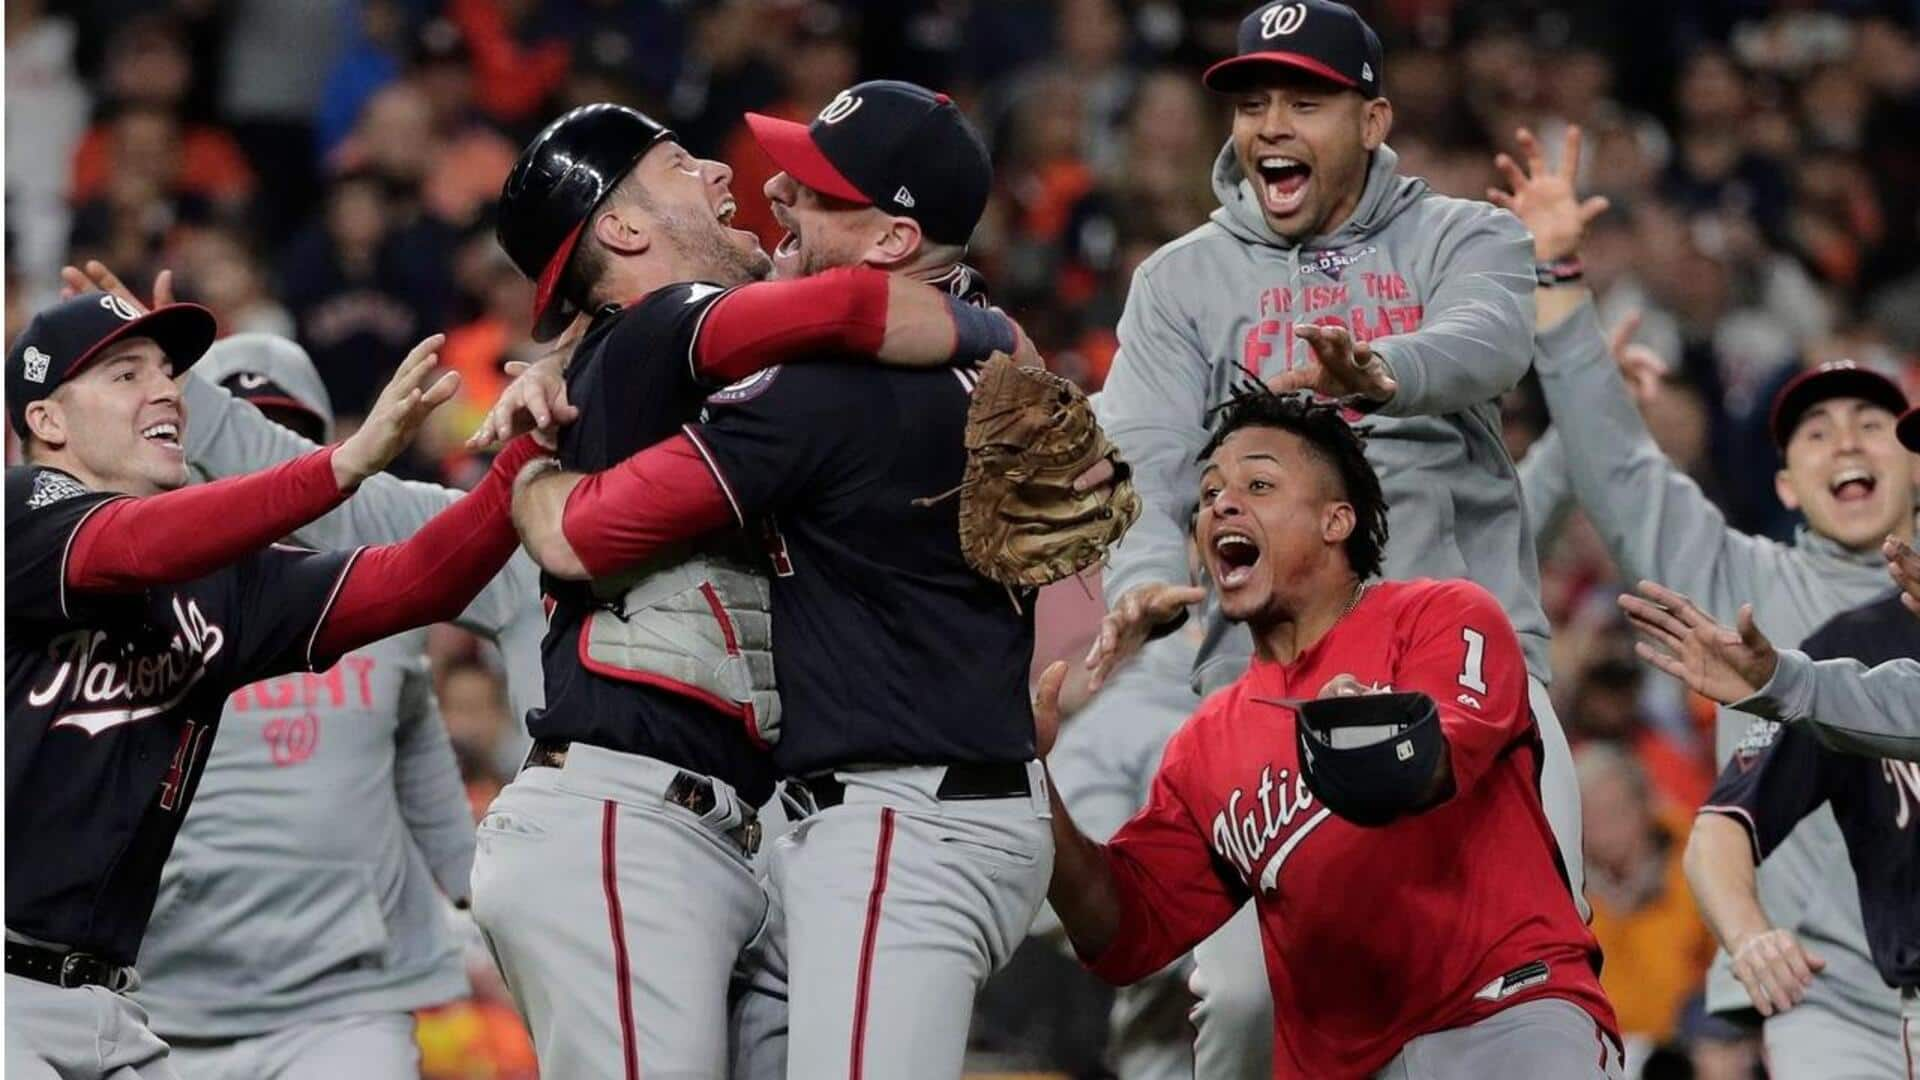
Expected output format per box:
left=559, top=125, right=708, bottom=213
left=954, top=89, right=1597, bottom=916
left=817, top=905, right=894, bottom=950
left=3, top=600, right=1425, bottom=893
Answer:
left=947, top=353, right=1140, bottom=588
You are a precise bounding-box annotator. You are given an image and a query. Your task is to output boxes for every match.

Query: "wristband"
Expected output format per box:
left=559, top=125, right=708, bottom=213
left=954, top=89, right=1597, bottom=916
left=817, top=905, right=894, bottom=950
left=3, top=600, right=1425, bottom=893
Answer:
left=947, top=296, right=1017, bottom=364
left=1535, top=256, right=1585, bottom=288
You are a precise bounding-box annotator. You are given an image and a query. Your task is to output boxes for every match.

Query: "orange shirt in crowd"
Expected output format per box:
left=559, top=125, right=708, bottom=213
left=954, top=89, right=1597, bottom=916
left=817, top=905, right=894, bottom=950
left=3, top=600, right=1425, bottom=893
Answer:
left=70, top=125, right=255, bottom=204
left=1586, top=814, right=1717, bottom=1043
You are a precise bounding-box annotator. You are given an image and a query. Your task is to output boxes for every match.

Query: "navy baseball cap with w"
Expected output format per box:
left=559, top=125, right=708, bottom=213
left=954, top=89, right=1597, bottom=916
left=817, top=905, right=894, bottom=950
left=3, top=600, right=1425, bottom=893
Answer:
left=745, top=80, right=992, bottom=246
left=1204, top=0, right=1384, bottom=99
left=7, top=293, right=217, bottom=440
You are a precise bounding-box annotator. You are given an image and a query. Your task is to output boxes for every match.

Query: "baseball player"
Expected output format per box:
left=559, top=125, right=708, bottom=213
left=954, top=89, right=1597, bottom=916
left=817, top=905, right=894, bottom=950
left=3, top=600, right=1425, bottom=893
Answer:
left=1624, top=584, right=1920, bottom=1073
left=465, top=100, right=1046, bottom=1080
left=1040, top=389, right=1619, bottom=1079
left=1085, top=5, right=1583, bottom=1073
left=67, top=256, right=550, bottom=779
left=4, top=292, right=541, bottom=1079
left=128, top=338, right=474, bottom=1078
left=508, top=81, right=1111, bottom=1079
left=1504, top=125, right=1918, bottom=1074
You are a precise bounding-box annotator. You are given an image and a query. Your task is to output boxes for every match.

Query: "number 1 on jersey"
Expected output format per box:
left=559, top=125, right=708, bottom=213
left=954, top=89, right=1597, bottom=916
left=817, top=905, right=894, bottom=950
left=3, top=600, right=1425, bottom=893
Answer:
left=1457, top=627, right=1488, bottom=694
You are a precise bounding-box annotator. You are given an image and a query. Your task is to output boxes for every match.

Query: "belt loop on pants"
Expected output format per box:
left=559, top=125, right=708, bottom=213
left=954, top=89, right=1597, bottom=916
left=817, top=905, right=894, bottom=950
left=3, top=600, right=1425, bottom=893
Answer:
left=523, top=738, right=762, bottom=855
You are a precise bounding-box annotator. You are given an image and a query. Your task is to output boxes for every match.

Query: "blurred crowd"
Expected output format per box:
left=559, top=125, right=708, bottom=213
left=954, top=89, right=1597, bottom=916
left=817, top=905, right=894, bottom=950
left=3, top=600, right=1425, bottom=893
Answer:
left=8, top=0, right=1920, bottom=1076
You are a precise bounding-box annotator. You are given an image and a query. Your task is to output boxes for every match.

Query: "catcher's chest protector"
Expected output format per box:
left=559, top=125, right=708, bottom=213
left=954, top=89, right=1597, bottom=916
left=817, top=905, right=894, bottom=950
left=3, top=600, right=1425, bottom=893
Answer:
left=581, top=553, right=780, bottom=747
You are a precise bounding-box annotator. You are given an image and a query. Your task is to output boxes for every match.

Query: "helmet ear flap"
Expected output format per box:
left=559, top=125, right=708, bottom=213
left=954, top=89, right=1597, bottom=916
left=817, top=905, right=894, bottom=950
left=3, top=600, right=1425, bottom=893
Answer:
left=497, top=104, right=675, bottom=340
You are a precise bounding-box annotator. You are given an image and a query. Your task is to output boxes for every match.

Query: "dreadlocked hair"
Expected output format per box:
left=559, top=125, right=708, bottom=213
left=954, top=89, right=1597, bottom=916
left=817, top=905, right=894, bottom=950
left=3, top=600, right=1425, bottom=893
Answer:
left=1198, top=383, right=1390, bottom=580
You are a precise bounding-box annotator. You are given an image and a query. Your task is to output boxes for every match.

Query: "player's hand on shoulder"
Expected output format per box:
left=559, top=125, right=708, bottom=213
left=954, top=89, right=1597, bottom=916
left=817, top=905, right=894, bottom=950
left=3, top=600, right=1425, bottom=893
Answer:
left=1486, top=126, right=1610, bottom=263
left=1730, top=927, right=1825, bottom=1017
left=467, top=317, right=586, bottom=451
left=333, top=334, right=459, bottom=491
left=1084, top=582, right=1206, bottom=692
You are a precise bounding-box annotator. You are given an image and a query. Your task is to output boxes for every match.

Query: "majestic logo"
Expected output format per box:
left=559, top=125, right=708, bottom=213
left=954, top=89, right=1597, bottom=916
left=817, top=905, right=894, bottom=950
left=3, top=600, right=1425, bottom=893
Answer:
left=27, top=469, right=91, bottom=509
left=893, top=186, right=916, bottom=208
left=1294, top=245, right=1377, bottom=281
left=817, top=92, right=863, bottom=125
left=33, top=596, right=227, bottom=736
left=1259, top=2, right=1308, bottom=38
left=1209, top=761, right=1331, bottom=895
left=21, top=345, right=51, bottom=384
left=99, top=294, right=142, bottom=321
left=684, top=283, right=725, bottom=305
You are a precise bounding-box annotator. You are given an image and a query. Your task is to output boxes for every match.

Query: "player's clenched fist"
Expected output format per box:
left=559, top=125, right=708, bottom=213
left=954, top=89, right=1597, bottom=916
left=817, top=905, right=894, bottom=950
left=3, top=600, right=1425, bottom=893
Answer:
left=1084, top=582, right=1206, bottom=692
left=1729, top=927, right=1825, bottom=1017
left=331, top=334, right=460, bottom=491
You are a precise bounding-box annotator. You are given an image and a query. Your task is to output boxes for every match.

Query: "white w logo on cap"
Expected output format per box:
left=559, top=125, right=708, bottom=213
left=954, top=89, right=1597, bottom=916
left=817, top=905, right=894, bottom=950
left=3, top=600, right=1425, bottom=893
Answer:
left=99, top=294, right=142, bottom=321
left=1260, top=1, right=1308, bottom=37
left=817, top=92, right=863, bottom=125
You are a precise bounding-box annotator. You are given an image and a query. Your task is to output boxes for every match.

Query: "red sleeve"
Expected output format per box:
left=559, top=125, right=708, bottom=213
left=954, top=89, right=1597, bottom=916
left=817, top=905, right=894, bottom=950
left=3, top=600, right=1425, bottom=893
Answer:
left=311, top=438, right=539, bottom=659
left=1392, top=580, right=1532, bottom=797
left=692, top=267, right=889, bottom=383
left=1081, top=726, right=1246, bottom=984
left=560, top=433, right=735, bottom=578
left=66, top=448, right=346, bottom=593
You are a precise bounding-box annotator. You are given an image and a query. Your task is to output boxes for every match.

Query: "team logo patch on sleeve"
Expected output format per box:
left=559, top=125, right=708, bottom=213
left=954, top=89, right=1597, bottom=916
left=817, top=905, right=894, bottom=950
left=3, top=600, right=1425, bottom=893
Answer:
left=708, top=365, right=782, bottom=405
left=1733, top=719, right=1782, bottom=770
left=27, top=470, right=92, bottom=509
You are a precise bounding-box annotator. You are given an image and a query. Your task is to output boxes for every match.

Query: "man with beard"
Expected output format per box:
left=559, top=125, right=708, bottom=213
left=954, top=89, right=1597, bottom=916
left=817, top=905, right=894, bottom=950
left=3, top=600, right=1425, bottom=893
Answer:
left=466, top=101, right=1036, bottom=1080
left=1082, top=7, right=1579, bottom=1072
left=508, top=82, right=1088, bottom=1079
left=1038, top=390, right=1618, bottom=1079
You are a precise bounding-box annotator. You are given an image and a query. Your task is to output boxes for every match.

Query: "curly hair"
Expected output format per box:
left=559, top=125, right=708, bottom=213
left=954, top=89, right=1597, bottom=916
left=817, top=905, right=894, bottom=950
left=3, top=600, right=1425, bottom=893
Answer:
left=1197, top=387, right=1390, bottom=579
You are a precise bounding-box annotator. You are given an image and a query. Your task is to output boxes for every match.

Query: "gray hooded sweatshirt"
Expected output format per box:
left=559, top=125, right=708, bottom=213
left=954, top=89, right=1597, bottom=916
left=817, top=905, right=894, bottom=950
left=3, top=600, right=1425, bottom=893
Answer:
left=135, top=336, right=484, bottom=1037
left=1101, top=142, right=1546, bottom=692
left=1737, top=649, right=1920, bottom=762
left=1534, top=299, right=1909, bottom=1026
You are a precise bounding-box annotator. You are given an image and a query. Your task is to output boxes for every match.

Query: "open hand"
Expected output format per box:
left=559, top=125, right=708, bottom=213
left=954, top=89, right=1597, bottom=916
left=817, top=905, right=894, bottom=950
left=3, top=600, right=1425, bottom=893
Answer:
left=1619, top=581, right=1778, bottom=705
left=1885, top=536, right=1920, bottom=617
left=467, top=320, right=585, bottom=451
left=1488, top=126, right=1611, bottom=263
left=60, top=260, right=174, bottom=313
left=332, top=334, right=460, bottom=490
left=1084, top=582, right=1207, bottom=692
left=1265, top=324, right=1397, bottom=407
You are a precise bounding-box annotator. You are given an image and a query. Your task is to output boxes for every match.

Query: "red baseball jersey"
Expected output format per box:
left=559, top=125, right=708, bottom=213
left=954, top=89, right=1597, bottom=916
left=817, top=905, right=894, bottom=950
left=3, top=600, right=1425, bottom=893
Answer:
left=1084, top=578, right=1617, bottom=1078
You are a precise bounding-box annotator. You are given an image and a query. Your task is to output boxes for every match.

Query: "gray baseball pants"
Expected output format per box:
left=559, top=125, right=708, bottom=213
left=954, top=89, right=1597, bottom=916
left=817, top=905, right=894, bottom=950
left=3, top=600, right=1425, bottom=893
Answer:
left=1763, top=992, right=1909, bottom=1079
left=1191, top=675, right=1585, bottom=1079
left=730, top=763, right=1054, bottom=1080
left=1373, top=998, right=1622, bottom=1079
left=5, top=975, right=178, bottom=1080
left=160, top=1012, right=417, bottom=1079
left=470, top=744, right=771, bottom=1080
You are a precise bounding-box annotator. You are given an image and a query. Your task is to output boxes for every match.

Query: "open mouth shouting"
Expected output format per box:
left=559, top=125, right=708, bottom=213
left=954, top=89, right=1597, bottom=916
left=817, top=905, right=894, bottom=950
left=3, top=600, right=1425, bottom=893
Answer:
left=1210, top=526, right=1263, bottom=591
left=1828, top=466, right=1877, bottom=504
left=1254, top=155, right=1312, bottom=218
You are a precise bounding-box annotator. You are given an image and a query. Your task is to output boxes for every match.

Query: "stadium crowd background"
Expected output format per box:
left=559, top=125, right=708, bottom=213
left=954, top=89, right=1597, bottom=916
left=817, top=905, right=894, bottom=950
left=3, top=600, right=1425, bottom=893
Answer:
left=6, top=0, right=1919, bottom=1076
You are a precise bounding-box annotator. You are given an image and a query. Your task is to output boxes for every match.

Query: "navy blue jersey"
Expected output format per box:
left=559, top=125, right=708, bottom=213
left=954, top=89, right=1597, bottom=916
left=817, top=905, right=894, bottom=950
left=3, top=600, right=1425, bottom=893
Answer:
left=531, top=283, right=777, bottom=805
left=1700, top=592, right=1920, bottom=990
left=4, top=465, right=356, bottom=964
left=686, top=361, right=1037, bottom=776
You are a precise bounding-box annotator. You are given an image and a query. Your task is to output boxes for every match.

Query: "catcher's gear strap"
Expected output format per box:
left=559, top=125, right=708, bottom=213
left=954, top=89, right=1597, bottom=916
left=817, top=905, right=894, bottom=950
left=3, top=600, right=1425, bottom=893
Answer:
left=1278, top=692, right=1450, bottom=827
left=950, top=354, right=1141, bottom=588
left=580, top=554, right=781, bottom=748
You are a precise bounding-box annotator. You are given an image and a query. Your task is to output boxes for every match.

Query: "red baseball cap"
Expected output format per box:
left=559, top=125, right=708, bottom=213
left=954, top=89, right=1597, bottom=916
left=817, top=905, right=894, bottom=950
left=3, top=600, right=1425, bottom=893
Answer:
left=1767, top=360, right=1910, bottom=452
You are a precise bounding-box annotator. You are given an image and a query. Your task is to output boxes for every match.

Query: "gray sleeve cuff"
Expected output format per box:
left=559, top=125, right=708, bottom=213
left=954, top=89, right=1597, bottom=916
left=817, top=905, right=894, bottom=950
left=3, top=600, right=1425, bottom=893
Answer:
left=1730, top=649, right=1814, bottom=723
